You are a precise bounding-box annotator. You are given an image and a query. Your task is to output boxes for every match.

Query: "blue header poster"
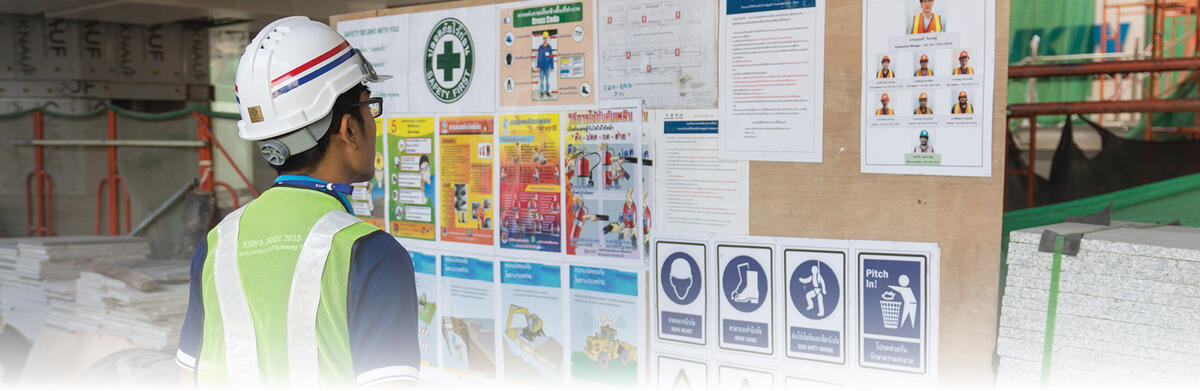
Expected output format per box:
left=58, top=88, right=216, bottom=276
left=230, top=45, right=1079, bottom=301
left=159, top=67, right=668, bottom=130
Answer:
left=656, top=240, right=707, bottom=345
left=858, top=253, right=926, bottom=373
left=568, top=266, right=643, bottom=386
left=440, top=256, right=497, bottom=377
left=411, top=250, right=439, bottom=368
left=500, top=261, right=564, bottom=385
left=784, top=249, right=846, bottom=364
left=716, top=244, right=773, bottom=355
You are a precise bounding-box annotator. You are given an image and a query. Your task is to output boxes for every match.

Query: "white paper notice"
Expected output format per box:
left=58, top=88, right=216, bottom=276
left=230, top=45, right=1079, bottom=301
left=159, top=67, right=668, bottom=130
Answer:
left=655, top=109, right=749, bottom=235
left=860, top=0, right=995, bottom=177
left=407, top=5, right=497, bottom=113
left=718, top=0, right=824, bottom=163
left=337, top=14, right=411, bottom=112
left=597, top=0, right=718, bottom=108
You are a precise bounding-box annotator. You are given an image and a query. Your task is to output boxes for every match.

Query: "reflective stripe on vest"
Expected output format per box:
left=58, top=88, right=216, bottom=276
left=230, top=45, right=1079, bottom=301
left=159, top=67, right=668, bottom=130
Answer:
left=953, top=103, right=974, bottom=114
left=213, top=209, right=361, bottom=386
left=912, top=14, right=942, bottom=34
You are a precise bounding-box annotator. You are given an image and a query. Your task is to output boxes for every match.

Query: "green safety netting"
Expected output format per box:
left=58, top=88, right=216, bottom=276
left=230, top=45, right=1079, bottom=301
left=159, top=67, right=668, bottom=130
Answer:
left=1008, top=0, right=1097, bottom=126
left=0, top=104, right=239, bottom=121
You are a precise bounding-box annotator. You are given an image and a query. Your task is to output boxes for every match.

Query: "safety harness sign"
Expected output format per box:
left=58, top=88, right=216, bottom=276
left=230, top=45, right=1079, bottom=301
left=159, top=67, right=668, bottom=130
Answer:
left=784, top=248, right=846, bottom=364
left=859, top=252, right=927, bottom=373
left=717, top=244, right=773, bottom=354
left=656, top=240, right=707, bottom=345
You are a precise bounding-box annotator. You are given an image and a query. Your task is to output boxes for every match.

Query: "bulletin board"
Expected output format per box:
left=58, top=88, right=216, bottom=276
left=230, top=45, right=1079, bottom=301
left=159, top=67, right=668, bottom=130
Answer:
left=332, top=0, right=1010, bottom=385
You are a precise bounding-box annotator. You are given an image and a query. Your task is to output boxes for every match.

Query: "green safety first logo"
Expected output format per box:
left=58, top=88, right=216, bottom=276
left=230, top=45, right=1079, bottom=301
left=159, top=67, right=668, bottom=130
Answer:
left=424, top=18, right=474, bottom=103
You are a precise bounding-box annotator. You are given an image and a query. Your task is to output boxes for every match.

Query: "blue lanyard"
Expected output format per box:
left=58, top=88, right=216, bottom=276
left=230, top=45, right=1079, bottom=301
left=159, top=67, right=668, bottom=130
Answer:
left=273, top=175, right=355, bottom=213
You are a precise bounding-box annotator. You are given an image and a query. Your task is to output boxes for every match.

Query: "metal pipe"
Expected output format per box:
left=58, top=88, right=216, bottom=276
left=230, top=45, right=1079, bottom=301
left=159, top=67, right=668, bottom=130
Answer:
left=13, top=140, right=209, bottom=147
left=1008, top=57, right=1200, bottom=78
left=108, top=110, right=119, bottom=235
left=128, top=179, right=197, bottom=237
left=1008, top=99, right=1200, bottom=116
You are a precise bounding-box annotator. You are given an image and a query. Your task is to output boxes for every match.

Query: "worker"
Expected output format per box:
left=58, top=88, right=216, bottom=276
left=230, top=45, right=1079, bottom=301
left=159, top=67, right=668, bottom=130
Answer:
left=914, top=130, right=934, bottom=153
left=876, top=56, right=895, bottom=79
left=953, top=51, right=974, bottom=75
left=914, top=92, right=933, bottom=115
left=176, top=17, right=419, bottom=388
left=535, top=31, right=554, bottom=98
left=909, top=0, right=944, bottom=34
left=914, top=54, right=934, bottom=77
left=876, top=93, right=894, bottom=115
left=952, top=90, right=974, bottom=114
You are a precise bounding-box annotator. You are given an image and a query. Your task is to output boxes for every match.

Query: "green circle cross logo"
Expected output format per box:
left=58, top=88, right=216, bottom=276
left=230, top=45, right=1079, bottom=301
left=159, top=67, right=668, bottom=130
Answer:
left=424, top=18, right=474, bottom=104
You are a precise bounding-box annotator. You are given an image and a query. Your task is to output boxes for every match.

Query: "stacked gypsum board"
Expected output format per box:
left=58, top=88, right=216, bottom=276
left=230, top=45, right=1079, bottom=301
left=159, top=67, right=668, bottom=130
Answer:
left=45, top=261, right=190, bottom=351
left=0, top=236, right=150, bottom=339
left=997, top=222, right=1200, bottom=388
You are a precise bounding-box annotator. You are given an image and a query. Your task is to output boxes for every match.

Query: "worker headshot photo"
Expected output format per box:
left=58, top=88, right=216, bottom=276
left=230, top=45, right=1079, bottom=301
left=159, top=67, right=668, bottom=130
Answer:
left=877, top=55, right=896, bottom=78
left=914, top=92, right=933, bottom=115
left=909, top=0, right=944, bottom=34
left=176, top=16, right=419, bottom=388
left=914, top=130, right=935, bottom=154
left=914, top=54, right=934, bottom=77
left=952, top=90, right=975, bottom=114
left=876, top=93, right=895, bottom=115
left=954, top=50, right=975, bottom=75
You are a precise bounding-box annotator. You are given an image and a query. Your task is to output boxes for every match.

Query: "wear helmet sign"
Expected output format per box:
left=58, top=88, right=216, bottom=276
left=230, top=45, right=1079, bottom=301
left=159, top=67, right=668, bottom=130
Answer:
left=656, top=240, right=706, bottom=345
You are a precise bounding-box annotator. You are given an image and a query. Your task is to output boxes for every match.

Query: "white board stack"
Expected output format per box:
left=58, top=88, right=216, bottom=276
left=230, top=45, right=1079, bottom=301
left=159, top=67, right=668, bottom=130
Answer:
left=998, top=222, right=1200, bottom=388
left=0, top=236, right=150, bottom=339
left=46, top=262, right=190, bottom=351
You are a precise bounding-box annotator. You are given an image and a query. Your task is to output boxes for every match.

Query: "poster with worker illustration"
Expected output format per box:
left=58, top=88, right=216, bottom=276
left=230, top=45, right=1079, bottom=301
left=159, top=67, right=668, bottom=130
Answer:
left=439, top=116, right=494, bottom=246
left=499, top=261, right=565, bottom=385
left=498, top=0, right=597, bottom=107
left=497, top=113, right=562, bottom=253
left=387, top=117, right=437, bottom=241
left=655, top=239, right=707, bottom=346
left=860, top=0, right=995, bottom=177
left=407, top=5, right=497, bottom=112
left=858, top=250, right=929, bottom=374
left=350, top=117, right=387, bottom=230
left=640, top=108, right=655, bottom=260
left=441, top=255, right=497, bottom=378
left=597, top=0, right=718, bottom=108
left=412, top=249, right=440, bottom=368
left=569, top=265, right=644, bottom=386
left=716, top=243, right=773, bottom=355
left=564, top=105, right=644, bottom=260
left=338, top=13, right=411, bottom=112
left=783, top=247, right=847, bottom=364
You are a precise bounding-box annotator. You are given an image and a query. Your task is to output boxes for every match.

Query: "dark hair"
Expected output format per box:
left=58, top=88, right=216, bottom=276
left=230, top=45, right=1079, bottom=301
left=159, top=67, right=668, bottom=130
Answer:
left=419, top=155, right=430, bottom=167
left=271, top=84, right=370, bottom=173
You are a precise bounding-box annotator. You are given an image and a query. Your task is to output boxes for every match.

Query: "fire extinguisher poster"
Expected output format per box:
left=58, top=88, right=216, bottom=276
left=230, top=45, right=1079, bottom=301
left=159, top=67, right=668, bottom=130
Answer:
left=497, top=112, right=563, bottom=253
left=655, top=239, right=707, bottom=346
left=858, top=251, right=927, bottom=374
left=564, top=102, right=644, bottom=261
left=716, top=243, right=773, bottom=355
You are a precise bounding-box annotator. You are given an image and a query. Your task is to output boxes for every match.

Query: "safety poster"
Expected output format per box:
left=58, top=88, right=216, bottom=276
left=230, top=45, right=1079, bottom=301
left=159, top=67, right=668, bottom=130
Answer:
left=412, top=250, right=440, bottom=368
left=499, top=0, right=597, bottom=107
left=441, top=256, right=497, bottom=377
left=655, top=239, right=707, bottom=345
left=387, top=117, right=437, bottom=240
left=499, top=261, right=565, bottom=385
left=568, top=265, right=644, bottom=386
left=716, top=243, right=773, bottom=354
left=497, top=113, right=562, bottom=252
left=438, top=116, right=494, bottom=246
left=564, top=105, right=643, bottom=260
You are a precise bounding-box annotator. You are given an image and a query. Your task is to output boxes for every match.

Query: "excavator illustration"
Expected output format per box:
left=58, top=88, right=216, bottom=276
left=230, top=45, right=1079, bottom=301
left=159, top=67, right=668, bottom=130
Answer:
left=504, top=304, right=562, bottom=372
left=582, top=321, right=636, bottom=370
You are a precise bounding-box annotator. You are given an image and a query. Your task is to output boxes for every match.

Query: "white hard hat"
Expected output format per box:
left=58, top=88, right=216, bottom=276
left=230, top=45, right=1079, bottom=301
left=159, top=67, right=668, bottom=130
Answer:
left=669, top=257, right=692, bottom=280
left=235, top=16, right=390, bottom=165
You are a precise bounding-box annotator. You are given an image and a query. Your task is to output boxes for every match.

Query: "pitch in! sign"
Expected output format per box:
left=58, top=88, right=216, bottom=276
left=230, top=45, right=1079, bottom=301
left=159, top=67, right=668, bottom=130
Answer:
left=424, top=18, right=475, bottom=103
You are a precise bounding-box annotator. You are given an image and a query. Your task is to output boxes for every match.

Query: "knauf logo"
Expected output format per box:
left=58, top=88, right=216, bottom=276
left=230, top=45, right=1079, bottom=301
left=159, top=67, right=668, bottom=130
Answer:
left=83, top=22, right=104, bottom=59
left=16, top=18, right=34, bottom=75
left=424, top=18, right=474, bottom=104
left=118, top=26, right=135, bottom=77
left=147, top=25, right=165, bottom=62
left=46, top=19, right=69, bottom=57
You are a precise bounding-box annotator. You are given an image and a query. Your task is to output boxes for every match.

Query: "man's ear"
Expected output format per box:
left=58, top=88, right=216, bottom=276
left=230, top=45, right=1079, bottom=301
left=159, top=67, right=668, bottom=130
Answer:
left=336, top=113, right=362, bottom=150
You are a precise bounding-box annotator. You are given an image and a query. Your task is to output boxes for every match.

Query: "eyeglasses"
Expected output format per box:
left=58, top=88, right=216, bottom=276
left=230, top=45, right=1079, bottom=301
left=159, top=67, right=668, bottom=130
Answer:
left=350, top=97, right=384, bottom=118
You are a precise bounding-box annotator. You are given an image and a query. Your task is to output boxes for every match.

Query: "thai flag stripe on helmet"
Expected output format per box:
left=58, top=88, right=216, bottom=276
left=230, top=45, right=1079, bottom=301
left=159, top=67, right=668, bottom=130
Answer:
left=270, top=41, right=355, bottom=98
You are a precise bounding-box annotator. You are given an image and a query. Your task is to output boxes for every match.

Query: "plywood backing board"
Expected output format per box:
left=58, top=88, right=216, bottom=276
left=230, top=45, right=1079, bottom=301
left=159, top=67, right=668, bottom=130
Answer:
left=332, top=0, right=1011, bottom=385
